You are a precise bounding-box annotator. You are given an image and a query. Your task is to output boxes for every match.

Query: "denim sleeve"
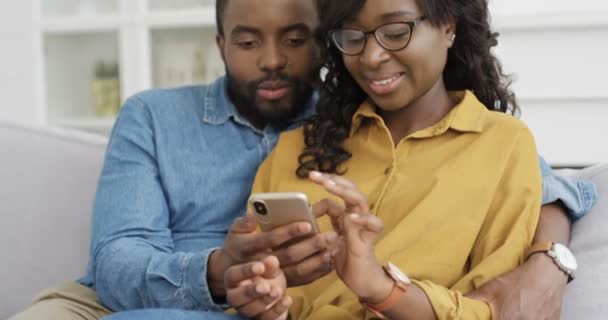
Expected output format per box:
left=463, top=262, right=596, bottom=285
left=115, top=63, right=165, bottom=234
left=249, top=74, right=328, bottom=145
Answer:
left=89, top=97, right=225, bottom=312
left=539, top=156, right=598, bottom=221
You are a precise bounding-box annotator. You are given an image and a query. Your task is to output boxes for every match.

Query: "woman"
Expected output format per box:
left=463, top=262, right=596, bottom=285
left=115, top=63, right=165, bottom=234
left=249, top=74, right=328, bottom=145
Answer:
left=232, top=0, right=541, bottom=319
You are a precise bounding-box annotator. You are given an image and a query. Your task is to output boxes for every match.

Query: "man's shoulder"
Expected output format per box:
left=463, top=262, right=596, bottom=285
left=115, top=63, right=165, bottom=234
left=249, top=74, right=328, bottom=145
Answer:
left=129, top=84, right=209, bottom=112
left=118, top=78, right=228, bottom=127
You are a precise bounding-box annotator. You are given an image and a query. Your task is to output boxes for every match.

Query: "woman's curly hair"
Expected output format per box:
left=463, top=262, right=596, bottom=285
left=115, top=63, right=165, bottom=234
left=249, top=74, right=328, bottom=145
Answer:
left=296, top=0, right=518, bottom=178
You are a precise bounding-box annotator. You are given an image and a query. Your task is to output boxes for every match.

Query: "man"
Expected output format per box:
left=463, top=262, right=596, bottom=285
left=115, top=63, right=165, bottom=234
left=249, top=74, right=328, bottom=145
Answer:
left=10, top=0, right=596, bottom=319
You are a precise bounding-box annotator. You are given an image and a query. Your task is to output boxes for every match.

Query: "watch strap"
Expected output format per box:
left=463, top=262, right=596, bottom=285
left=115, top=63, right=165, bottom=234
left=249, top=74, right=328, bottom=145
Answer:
left=526, top=241, right=575, bottom=283
left=526, top=241, right=553, bottom=260
left=362, top=263, right=409, bottom=319
left=364, top=283, right=406, bottom=318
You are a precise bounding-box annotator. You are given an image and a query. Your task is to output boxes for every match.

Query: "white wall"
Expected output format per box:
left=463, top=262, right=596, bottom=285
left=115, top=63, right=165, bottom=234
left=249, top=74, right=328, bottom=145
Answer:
left=0, top=0, right=42, bottom=125
left=0, top=1, right=606, bottom=166
left=490, top=0, right=608, bottom=166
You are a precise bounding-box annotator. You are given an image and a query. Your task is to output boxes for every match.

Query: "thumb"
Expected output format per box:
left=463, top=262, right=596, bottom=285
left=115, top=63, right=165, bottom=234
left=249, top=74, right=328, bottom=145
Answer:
left=230, top=213, right=257, bottom=234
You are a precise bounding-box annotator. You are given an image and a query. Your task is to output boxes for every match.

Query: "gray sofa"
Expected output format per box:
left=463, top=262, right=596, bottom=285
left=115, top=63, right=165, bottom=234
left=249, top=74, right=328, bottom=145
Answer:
left=1, top=121, right=607, bottom=319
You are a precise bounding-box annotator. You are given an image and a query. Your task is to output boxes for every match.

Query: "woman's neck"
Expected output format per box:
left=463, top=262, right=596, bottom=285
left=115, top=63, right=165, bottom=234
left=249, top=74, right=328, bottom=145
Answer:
left=378, top=81, right=455, bottom=146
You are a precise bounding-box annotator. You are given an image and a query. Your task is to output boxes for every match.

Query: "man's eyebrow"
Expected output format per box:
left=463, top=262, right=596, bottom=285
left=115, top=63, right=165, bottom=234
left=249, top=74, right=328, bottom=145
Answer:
left=231, top=25, right=261, bottom=36
left=280, top=23, right=312, bottom=34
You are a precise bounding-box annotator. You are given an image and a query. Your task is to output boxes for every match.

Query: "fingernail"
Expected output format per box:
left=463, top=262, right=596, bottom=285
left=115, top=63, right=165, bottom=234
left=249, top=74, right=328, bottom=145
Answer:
left=256, top=283, right=267, bottom=294
left=252, top=263, right=264, bottom=274
left=299, top=223, right=312, bottom=233
left=324, top=180, right=336, bottom=187
left=350, top=214, right=360, bottom=219
left=310, top=171, right=322, bottom=178
left=270, top=288, right=280, bottom=298
left=326, top=232, right=338, bottom=243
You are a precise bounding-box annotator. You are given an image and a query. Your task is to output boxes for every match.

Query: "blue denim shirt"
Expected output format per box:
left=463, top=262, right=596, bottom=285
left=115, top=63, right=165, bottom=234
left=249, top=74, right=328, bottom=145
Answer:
left=539, top=157, right=598, bottom=221
left=79, top=77, right=597, bottom=312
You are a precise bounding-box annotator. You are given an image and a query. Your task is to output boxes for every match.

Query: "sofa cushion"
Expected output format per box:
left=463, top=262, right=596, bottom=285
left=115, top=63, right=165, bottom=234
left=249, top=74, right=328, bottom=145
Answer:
left=562, top=164, right=608, bottom=319
left=0, top=122, right=108, bottom=319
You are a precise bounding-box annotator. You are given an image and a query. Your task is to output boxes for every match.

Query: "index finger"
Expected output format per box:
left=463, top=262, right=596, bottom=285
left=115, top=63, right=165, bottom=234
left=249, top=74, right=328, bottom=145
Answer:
left=312, top=198, right=345, bottom=219
left=312, top=180, right=369, bottom=215
left=244, top=221, right=313, bottom=253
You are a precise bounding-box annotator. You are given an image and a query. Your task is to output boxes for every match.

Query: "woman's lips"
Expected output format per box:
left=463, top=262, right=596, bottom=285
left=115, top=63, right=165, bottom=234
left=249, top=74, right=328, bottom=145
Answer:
left=366, top=73, right=404, bottom=96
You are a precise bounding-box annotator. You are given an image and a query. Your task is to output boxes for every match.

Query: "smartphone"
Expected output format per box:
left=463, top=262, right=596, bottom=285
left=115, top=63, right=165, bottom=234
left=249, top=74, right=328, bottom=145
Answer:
left=249, top=192, right=319, bottom=248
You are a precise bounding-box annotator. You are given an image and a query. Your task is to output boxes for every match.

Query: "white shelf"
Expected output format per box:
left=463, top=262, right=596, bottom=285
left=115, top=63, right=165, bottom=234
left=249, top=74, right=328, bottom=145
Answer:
left=41, top=15, right=122, bottom=34
left=494, top=11, right=608, bottom=31
left=147, top=0, right=215, bottom=11
left=41, top=0, right=120, bottom=18
left=145, top=7, right=215, bottom=28
left=151, top=27, right=223, bottom=88
left=36, top=0, right=222, bottom=136
left=52, top=117, right=117, bottom=130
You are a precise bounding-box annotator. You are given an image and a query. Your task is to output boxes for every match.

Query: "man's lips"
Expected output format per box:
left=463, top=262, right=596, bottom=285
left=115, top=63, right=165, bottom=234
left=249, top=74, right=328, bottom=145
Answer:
left=257, top=80, right=291, bottom=100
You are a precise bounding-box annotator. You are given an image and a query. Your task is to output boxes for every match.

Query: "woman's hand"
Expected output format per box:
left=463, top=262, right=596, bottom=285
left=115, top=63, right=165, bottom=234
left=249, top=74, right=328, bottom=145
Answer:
left=225, top=255, right=292, bottom=320
left=309, top=171, right=391, bottom=301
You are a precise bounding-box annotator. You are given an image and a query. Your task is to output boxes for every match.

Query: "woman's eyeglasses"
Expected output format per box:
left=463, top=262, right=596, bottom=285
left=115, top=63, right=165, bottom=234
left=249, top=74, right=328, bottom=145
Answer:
left=329, top=16, right=427, bottom=56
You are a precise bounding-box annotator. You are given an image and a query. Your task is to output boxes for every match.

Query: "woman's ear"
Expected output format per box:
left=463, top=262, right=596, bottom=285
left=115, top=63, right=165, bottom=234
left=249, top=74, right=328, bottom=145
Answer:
left=443, top=16, right=457, bottom=48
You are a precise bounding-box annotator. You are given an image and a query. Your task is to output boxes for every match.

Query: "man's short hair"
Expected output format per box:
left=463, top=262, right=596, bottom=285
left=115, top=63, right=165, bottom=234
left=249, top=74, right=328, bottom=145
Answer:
left=216, top=0, right=228, bottom=36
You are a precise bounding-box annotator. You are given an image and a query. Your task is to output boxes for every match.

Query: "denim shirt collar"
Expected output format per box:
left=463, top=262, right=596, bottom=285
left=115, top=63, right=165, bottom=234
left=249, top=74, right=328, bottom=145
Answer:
left=202, top=76, right=317, bottom=133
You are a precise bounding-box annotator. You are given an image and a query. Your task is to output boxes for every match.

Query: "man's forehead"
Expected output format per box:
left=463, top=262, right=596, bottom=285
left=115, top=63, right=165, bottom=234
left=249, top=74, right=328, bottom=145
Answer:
left=223, top=0, right=318, bottom=32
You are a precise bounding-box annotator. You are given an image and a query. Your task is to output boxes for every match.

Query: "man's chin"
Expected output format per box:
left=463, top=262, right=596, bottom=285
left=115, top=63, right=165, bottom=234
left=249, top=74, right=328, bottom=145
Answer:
left=255, top=98, right=298, bottom=122
left=257, top=108, right=297, bottom=125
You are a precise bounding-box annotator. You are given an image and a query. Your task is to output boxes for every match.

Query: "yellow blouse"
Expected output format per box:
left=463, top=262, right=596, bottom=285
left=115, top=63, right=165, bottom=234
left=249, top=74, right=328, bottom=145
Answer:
left=252, top=91, right=541, bottom=319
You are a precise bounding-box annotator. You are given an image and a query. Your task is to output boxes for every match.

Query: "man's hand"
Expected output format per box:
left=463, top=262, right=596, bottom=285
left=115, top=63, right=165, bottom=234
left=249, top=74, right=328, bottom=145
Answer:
left=273, top=231, right=337, bottom=287
left=274, top=203, right=339, bottom=286
left=467, top=253, right=568, bottom=320
left=208, top=212, right=338, bottom=297
left=225, top=256, right=292, bottom=320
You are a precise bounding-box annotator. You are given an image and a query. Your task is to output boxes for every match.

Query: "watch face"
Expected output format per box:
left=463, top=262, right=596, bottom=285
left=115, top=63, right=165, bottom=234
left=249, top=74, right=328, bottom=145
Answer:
left=387, top=262, right=411, bottom=284
left=553, top=243, right=578, bottom=271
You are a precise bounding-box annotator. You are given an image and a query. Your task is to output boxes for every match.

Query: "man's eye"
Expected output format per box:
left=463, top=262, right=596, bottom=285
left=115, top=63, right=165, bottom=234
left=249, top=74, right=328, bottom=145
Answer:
left=285, top=38, right=306, bottom=47
left=237, top=40, right=258, bottom=49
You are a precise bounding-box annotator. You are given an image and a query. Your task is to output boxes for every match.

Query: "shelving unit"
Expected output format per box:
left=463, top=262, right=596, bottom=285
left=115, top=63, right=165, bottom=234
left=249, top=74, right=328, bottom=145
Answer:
left=37, top=0, right=223, bottom=135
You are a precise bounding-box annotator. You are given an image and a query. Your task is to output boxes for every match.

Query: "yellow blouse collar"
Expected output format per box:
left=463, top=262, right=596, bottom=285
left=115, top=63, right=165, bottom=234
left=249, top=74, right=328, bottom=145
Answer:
left=350, top=90, right=489, bottom=138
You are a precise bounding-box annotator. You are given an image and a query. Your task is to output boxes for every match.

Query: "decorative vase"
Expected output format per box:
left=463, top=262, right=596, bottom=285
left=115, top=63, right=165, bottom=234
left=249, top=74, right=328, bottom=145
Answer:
left=92, top=78, right=121, bottom=117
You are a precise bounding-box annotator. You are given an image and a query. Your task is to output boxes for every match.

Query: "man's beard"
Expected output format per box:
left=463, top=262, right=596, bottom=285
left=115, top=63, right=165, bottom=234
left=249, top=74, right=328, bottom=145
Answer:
left=226, top=70, right=316, bottom=127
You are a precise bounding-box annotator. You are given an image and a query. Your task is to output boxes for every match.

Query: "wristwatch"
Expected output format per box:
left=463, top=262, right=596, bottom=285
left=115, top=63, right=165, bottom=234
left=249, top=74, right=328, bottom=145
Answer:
left=526, top=241, right=577, bottom=282
left=362, top=262, right=411, bottom=319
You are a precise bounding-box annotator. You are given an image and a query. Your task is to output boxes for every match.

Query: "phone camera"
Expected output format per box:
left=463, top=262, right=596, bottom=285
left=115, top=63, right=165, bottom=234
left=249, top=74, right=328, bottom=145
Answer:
left=253, top=201, right=268, bottom=215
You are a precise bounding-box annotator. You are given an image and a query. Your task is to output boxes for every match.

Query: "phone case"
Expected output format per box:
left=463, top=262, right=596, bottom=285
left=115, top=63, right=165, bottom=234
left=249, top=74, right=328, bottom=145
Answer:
left=248, top=192, right=320, bottom=234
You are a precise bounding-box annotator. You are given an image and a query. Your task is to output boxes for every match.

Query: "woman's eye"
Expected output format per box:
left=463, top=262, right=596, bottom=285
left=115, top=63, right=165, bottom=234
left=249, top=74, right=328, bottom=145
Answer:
left=384, top=32, right=409, bottom=40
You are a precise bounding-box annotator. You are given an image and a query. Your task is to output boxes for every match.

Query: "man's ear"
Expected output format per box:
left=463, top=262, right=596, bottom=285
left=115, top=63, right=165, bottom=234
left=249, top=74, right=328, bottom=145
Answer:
left=216, top=34, right=226, bottom=63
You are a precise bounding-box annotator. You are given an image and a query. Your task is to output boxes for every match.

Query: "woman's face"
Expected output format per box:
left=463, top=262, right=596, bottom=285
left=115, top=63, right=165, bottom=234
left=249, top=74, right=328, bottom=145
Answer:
left=341, top=0, right=455, bottom=111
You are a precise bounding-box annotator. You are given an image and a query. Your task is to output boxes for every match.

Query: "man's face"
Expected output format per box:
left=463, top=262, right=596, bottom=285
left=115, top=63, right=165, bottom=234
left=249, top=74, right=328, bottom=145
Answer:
left=217, top=0, right=320, bottom=128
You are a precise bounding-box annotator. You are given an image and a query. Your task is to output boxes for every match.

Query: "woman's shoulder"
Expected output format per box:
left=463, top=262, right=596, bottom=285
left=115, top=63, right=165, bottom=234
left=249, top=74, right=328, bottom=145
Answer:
left=482, top=109, right=531, bottom=137
left=455, top=91, right=531, bottom=137
left=275, top=126, right=307, bottom=152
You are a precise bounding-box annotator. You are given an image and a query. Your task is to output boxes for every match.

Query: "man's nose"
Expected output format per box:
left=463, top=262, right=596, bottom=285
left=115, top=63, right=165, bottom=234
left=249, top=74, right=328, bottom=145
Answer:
left=258, top=42, right=287, bottom=72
